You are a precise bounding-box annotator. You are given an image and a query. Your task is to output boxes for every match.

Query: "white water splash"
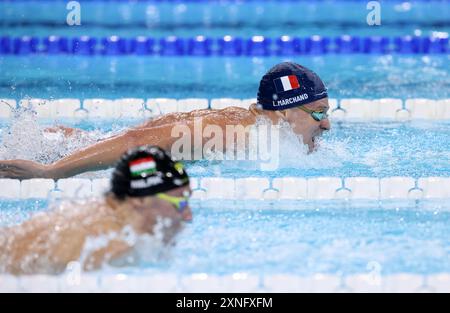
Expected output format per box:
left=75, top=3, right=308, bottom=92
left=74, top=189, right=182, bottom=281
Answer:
left=0, top=108, right=107, bottom=164
left=193, top=118, right=351, bottom=173
left=362, top=145, right=395, bottom=175
left=275, top=121, right=350, bottom=170
left=79, top=217, right=174, bottom=270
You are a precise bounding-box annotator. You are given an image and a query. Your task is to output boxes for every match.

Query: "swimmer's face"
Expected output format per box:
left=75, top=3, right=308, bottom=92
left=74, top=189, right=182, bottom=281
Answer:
left=126, top=185, right=192, bottom=236
left=160, top=185, right=193, bottom=222
left=131, top=186, right=192, bottom=223
left=285, top=97, right=331, bottom=151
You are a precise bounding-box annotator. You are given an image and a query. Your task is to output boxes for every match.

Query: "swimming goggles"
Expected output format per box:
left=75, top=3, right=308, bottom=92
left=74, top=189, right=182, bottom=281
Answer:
left=156, top=191, right=189, bottom=213
left=298, top=106, right=329, bottom=122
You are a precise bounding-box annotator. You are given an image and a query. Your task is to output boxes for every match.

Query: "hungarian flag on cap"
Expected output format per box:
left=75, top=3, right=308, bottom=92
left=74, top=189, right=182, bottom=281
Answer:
left=129, top=157, right=156, bottom=177
left=273, top=75, right=300, bottom=93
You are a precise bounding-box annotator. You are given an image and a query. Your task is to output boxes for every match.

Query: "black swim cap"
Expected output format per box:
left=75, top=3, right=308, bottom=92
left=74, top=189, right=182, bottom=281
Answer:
left=257, top=62, right=328, bottom=111
left=111, top=145, right=189, bottom=199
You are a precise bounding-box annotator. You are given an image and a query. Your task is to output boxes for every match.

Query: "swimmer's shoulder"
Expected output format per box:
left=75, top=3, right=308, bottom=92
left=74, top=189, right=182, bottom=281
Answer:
left=138, top=105, right=256, bottom=128
left=165, top=105, right=252, bottom=121
left=203, top=106, right=256, bottom=124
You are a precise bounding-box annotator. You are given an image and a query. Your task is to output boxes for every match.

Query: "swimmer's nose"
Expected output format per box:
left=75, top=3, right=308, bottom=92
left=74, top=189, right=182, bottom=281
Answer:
left=320, top=118, right=331, bottom=131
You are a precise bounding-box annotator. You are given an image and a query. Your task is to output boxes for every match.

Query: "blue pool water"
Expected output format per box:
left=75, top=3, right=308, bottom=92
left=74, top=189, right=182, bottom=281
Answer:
left=1, top=1, right=449, bottom=38
left=1, top=55, right=449, bottom=99
left=1, top=199, right=450, bottom=276
left=0, top=0, right=449, bottom=279
left=2, top=118, right=449, bottom=179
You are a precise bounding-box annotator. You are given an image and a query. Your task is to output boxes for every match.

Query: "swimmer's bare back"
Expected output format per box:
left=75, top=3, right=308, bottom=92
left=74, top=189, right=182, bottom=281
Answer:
left=0, top=201, right=135, bottom=275
left=0, top=106, right=259, bottom=179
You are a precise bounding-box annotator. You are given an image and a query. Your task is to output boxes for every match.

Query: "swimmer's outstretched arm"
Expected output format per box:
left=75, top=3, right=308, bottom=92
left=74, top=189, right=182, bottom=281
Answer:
left=0, top=108, right=255, bottom=179
left=0, top=124, right=176, bottom=179
left=51, top=125, right=178, bottom=179
left=44, top=125, right=85, bottom=137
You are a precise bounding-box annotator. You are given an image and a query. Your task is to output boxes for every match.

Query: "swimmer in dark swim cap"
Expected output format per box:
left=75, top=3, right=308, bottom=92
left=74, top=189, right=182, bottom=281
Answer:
left=255, top=62, right=330, bottom=150
left=0, top=62, right=331, bottom=179
left=0, top=145, right=192, bottom=275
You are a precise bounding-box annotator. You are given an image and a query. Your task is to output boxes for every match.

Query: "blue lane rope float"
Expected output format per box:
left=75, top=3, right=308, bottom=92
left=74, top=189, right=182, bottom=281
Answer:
left=0, top=35, right=448, bottom=56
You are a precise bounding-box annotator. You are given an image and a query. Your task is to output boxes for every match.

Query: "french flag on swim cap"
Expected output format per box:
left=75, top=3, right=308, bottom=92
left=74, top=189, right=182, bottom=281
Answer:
left=273, top=75, right=300, bottom=93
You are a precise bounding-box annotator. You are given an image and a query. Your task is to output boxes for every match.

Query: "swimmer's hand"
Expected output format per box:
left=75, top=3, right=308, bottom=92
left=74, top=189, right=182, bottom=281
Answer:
left=44, top=125, right=83, bottom=137
left=0, top=160, right=50, bottom=179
